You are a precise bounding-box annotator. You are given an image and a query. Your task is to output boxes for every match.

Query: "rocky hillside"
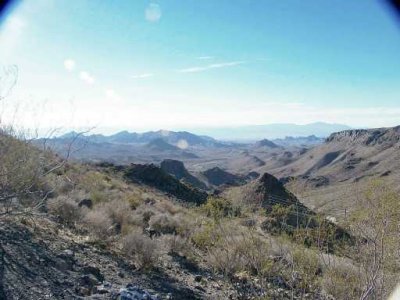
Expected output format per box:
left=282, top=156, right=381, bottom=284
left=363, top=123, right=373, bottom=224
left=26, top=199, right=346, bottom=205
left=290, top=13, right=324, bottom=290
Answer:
left=224, top=173, right=312, bottom=224
left=325, top=126, right=400, bottom=146
left=201, top=167, right=245, bottom=187
left=258, top=126, right=400, bottom=218
left=272, top=126, right=400, bottom=183
left=160, top=159, right=208, bottom=190
left=115, top=163, right=208, bottom=205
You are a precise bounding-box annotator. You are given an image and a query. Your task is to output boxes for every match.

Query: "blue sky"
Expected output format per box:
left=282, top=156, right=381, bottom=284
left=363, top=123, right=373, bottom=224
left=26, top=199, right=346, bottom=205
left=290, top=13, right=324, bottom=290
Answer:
left=0, top=0, right=399, bottom=134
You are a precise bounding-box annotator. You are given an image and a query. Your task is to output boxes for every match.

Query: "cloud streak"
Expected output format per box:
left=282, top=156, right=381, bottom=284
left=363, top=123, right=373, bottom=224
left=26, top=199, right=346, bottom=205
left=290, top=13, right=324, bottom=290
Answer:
left=131, top=73, right=154, bottom=79
left=177, top=61, right=245, bottom=73
left=197, top=56, right=214, bottom=60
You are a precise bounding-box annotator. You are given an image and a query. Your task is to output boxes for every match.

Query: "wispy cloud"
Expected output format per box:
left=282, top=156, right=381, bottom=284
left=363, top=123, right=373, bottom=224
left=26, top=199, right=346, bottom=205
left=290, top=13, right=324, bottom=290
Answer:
left=145, top=3, right=162, bottom=22
left=79, top=71, right=95, bottom=85
left=177, top=61, right=245, bottom=73
left=63, top=59, right=76, bottom=71
left=131, top=73, right=154, bottom=79
left=197, top=56, right=214, bottom=60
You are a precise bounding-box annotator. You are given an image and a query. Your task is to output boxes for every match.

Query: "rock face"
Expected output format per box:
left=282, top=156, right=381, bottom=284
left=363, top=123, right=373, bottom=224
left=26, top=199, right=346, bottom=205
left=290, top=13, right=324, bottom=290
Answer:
left=160, top=159, right=207, bottom=190
left=202, top=167, right=244, bottom=187
left=122, top=163, right=208, bottom=205
left=272, top=135, right=324, bottom=147
left=326, top=126, right=400, bottom=146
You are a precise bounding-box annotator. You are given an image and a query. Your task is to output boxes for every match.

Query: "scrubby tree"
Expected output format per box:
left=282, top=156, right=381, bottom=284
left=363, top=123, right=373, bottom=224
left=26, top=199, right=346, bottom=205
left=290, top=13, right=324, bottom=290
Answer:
left=349, top=180, right=400, bottom=299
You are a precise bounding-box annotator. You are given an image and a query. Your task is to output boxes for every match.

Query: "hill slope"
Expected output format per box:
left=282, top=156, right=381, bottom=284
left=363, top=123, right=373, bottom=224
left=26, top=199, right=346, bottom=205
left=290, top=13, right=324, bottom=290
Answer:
left=264, top=126, right=400, bottom=218
left=160, top=159, right=208, bottom=190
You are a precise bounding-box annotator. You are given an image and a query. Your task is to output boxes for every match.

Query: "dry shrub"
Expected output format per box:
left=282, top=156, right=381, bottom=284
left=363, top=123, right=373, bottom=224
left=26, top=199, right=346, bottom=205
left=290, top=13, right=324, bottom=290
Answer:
left=148, top=213, right=179, bottom=235
left=128, top=204, right=159, bottom=229
left=191, top=220, right=222, bottom=250
left=348, top=180, right=400, bottom=299
left=0, top=131, right=55, bottom=215
left=165, top=234, right=194, bottom=258
left=121, top=230, right=159, bottom=270
left=83, top=209, right=113, bottom=239
left=322, top=263, right=362, bottom=299
left=240, top=218, right=257, bottom=228
left=79, top=171, right=110, bottom=192
left=123, top=192, right=144, bottom=209
left=204, top=222, right=273, bottom=277
left=100, top=199, right=133, bottom=234
left=89, top=190, right=108, bottom=204
left=156, top=200, right=181, bottom=215
left=47, top=196, right=83, bottom=226
left=287, top=248, right=321, bottom=293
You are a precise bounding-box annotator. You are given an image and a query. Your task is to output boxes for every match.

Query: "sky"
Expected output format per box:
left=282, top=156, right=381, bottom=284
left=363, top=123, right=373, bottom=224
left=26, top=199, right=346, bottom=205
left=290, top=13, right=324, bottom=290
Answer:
left=0, top=0, right=399, bottom=135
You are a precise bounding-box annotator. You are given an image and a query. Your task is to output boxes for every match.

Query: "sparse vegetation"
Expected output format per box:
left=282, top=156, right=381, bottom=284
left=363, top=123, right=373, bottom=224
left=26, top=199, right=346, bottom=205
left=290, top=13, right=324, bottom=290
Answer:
left=1, top=124, right=399, bottom=299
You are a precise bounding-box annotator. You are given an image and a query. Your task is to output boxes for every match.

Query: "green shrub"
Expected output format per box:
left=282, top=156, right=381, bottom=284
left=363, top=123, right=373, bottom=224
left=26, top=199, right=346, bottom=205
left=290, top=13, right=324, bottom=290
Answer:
left=191, top=220, right=221, bottom=250
left=201, top=197, right=240, bottom=221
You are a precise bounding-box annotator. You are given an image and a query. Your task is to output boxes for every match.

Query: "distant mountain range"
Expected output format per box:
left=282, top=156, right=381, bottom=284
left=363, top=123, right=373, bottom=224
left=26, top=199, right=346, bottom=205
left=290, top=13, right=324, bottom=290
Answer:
left=189, top=122, right=351, bottom=141
left=58, top=129, right=222, bottom=148
left=57, top=122, right=350, bottom=145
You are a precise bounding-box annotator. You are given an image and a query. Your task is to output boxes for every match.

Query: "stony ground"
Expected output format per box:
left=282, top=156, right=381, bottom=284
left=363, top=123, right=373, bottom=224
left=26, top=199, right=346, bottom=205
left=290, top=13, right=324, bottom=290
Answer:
left=0, top=217, right=239, bottom=300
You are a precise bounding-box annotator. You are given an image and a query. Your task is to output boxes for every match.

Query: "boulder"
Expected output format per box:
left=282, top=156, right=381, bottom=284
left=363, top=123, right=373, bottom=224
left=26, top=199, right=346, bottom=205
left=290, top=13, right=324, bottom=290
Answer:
left=118, top=283, right=158, bottom=300
left=78, top=198, right=93, bottom=209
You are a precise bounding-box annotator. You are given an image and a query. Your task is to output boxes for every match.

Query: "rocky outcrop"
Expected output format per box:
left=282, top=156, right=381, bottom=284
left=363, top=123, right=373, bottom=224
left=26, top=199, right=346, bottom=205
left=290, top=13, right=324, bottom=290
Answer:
left=202, top=167, right=244, bottom=187
left=160, top=159, right=207, bottom=190
left=122, top=164, right=208, bottom=205
left=254, top=173, right=298, bottom=203
left=326, top=126, right=400, bottom=146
